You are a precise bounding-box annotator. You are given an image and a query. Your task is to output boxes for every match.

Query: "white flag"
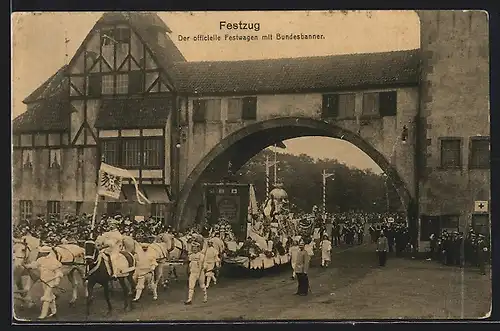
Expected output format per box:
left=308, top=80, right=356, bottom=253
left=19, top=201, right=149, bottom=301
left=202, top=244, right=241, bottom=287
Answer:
left=98, top=163, right=151, bottom=204
left=474, top=201, right=488, bottom=212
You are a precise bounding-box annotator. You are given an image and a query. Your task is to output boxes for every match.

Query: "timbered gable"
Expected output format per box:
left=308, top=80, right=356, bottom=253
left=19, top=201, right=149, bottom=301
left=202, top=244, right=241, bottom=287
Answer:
left=65, top=18, right=176, bottom=146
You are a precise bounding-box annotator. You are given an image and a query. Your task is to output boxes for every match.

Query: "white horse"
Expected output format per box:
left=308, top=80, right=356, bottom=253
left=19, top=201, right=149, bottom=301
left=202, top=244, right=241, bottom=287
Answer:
left=13, top=235, right=86, bottom=308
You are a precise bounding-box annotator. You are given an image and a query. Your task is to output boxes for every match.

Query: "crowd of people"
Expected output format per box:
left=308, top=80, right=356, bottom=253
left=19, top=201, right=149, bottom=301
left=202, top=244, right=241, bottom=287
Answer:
left=429, top=228, right=490, bottom=275
left=13, top=214, right=167, bottom=245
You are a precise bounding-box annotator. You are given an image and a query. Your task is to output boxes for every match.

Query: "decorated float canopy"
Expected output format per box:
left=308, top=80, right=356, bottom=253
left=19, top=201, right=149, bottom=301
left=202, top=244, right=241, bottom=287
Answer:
left=269, top=183, right=288, bottom=200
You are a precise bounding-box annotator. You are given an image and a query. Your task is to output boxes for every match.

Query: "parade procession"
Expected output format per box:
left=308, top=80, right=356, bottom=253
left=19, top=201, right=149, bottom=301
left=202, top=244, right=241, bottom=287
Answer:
left=14, top=158, right=444, bottom=320
left=12, top=11, right=491, bottom=321
left=12, top=156, right=345, bottom=318
left=13, top=159, right=326, bottom=318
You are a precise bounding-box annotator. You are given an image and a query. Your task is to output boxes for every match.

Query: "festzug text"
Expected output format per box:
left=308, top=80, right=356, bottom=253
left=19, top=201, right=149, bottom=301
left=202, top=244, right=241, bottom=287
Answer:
left=220, top=21, right=260, bottom=32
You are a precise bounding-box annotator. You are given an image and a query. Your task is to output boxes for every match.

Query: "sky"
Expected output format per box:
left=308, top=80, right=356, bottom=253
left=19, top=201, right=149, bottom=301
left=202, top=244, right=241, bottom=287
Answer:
left=11, top=11, right=420, bottom=173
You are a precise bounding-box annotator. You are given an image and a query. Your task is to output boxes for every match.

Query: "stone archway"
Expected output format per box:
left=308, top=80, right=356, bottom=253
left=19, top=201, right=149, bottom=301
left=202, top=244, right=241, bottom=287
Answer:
left=175, top=117, right=415, bottom=231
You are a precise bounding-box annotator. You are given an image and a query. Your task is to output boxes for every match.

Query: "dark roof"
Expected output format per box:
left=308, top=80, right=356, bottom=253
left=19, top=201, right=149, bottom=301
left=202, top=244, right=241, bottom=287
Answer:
left=128, top=14, right=186, bottom=75
left=13, top=97, right=73, bottom=133
left=170, top=49, right=420, bottom=94
left=16, top=12, right=422, bottom=134
left=95, top=97, right=173, bottom=129
left=22, top=65, right=68, bottom=104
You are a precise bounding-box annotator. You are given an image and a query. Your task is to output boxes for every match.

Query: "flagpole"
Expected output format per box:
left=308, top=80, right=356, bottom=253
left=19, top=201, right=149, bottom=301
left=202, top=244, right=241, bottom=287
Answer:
left=90, top=156, right=105, bottom=239
left=90, top=192, right=100, bottom=240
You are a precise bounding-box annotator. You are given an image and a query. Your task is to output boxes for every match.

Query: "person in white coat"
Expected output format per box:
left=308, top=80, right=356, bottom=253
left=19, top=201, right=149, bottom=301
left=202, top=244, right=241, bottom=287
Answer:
left=289, top=239, right=299, bottom=279
left=185, top=242, right=207, bottom=305
left=100, top=219, right=124, bottom=278
left=320, top=234, right=332, bottom=267
left=203, top=240, right=220, bottom=288
left=24, top=246, right=64, bottom=319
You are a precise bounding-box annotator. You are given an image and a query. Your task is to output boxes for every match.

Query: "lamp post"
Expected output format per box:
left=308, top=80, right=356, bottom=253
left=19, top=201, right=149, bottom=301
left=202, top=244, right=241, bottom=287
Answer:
left=382, top=173, right=390, bottom=212
left=273, top=144, right=278, bottom=186
left=322, top=170, right=334, bottom=217
left=265, top=153, right=279, bottom=198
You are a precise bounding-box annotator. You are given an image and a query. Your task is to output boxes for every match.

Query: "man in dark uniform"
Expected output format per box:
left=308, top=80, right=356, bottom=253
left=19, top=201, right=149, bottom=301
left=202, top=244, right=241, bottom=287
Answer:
left=294, top=240, right=311, bottom=296
left=333, top=222, right=341, bottom=246
left=477, top=234, right=488, bottom=275
left=357, top=225, right=364, bottom=245
left=376, top=231, right=389, bottom=266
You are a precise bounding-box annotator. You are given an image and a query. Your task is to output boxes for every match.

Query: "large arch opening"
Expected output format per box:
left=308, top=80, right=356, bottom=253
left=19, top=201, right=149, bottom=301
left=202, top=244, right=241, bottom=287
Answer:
left=175, top=117, right=418, bottom=243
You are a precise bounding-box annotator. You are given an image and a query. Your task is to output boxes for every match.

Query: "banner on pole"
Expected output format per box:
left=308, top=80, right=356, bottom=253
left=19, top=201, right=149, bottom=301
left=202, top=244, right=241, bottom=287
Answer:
left=98, top=162, right=151, bottom=204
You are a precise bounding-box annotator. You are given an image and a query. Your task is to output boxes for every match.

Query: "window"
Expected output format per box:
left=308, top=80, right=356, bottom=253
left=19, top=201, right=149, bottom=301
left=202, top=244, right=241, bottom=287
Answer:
left=151, top=203, right=166, bottom=223
left=192, top=100, right=205, bottom=123
left=128, top=71, right=144, bottom=94
left=20, top=200, right=33, bottom=221
left=49, top=149, right=61, bottom=169
left=102, top=140, right=119, bottom=166
left=107, top=202, right=122, bottom=216
left=362, top=92, right=380, bottom=116
left=440, top=138, right=461, bottom=168
left=322, top=94, right=338, bottom=118
left=227, top=98, right=243, bottom=122
left=87, top=74, right=102, bottom=97
left=472, top=214, right=490, bottom=237
left=440, top=214, right=459, bottom=230
left=101, top=138, right=163, bottom=169
left=101, top=29, right=115, bottom=46
left=101, top=28, right=131, bottom=46
left=20, top=134, right=32, bottom=147
left=337, top=94, right=356, bottom=118
left=115, top=74, right=129, bottom=94
left=470, top=137, right=490, bottom=169
left=206, top=99, right=221, bottom=121
left=242, top=97, right=257, bottom=120
left=122, top=140, right=141, bottom=167
left=192, top=99, right=222, bottom=122
left=101, top=75, right=114, bottom=95
left=22, top=150, right=33, bottom=169
left=143, top=139, right=162, bottom=167
left=379, top=91, right=398, bottom=117
left=47, top=201, right=61, bottom=220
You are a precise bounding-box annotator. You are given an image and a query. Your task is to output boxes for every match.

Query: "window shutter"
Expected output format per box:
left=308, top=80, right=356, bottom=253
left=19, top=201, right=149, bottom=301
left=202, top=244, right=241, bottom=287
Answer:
left=88, top=74, right=102, bottom=97
left=322, top=94, right=338, bottom=118
left=242, top=97, right=257, bottom=120
left=128, top=71, right=144, bottom=94
left=379, top=91, right=397, bottom=117
left=193, top=100, right=206, bottom=122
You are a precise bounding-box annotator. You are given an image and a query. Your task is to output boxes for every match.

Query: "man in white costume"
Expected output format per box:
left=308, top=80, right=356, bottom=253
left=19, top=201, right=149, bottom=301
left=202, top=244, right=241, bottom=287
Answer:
left=320, top=234, right=332, bottom=267
left=289, top=239, right=299, bottom=279
left=101, top=217, right=124, bottom=278
left=185, top=241, right=207, bottom=305
left=25, top=246, right=64, bottom=319
left=204, top=239, right=220, bottom=288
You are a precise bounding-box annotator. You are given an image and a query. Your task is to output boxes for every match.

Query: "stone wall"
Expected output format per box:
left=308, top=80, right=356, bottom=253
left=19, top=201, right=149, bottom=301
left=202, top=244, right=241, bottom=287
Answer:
left=418, top=10, right=490, bottom=232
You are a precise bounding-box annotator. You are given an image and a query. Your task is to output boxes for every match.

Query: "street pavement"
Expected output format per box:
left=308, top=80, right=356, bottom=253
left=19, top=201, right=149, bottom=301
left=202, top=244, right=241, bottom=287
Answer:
left=13, top=239, right=491, bottom=321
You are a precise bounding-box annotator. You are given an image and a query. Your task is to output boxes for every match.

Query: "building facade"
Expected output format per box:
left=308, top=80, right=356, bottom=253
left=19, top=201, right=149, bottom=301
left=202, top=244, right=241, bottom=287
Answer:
left=12, top=11, right=489, bottom=246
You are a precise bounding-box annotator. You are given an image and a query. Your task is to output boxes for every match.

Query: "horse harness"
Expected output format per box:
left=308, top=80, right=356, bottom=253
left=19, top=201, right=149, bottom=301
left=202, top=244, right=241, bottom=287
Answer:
left=148, top=242, right=169, bottom=263
left=52, top=245, right=85, bottom=266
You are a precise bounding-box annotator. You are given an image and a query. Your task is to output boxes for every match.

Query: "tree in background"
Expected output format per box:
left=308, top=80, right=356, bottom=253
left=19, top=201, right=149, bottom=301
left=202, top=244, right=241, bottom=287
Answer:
left=236, top=149, right=402, bottom=213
